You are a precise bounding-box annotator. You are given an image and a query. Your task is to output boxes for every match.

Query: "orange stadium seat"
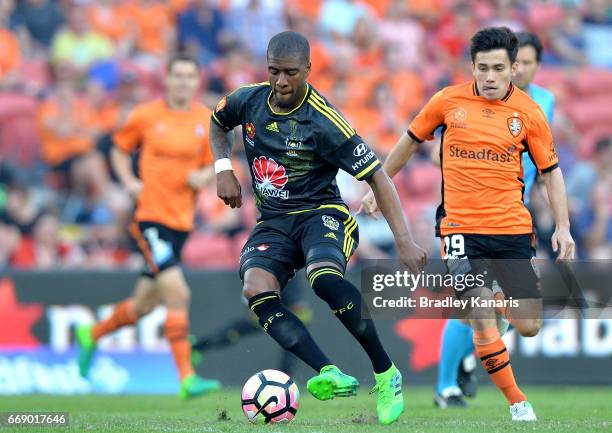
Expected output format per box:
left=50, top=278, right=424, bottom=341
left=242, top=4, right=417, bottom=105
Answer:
left=0, top=94, right=40, bottom=166
left=572, top=69, right=612, bottom=98
left=566, top=96, right=612, bottom=132
left=577, top=125, right=612, bottom=158
left=526, top=3, right=564, bottom=31
left=18, top=59, right=52, bottom=89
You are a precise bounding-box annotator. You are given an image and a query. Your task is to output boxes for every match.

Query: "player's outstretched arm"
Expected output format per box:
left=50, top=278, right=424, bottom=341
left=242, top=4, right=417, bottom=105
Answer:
left=359, top=132, right=421, bottom=216
left=110, top=145, right=142, bottom=200
left=210, top=121, right=242, bottom=208
left=542, top=167, right=575, bottom=260
left=366, top=169, right=427, bottom=273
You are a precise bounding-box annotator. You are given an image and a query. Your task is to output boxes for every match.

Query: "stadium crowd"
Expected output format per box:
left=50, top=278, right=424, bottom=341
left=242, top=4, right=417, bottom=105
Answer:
left=0, top=0, right=610, bottom=270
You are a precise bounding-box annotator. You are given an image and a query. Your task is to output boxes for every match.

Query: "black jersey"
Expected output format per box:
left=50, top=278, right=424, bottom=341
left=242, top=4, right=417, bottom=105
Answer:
left=211, top=82, right=382, bottom=220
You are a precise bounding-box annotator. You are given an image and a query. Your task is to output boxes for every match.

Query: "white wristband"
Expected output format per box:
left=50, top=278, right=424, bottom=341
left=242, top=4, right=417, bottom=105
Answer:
left=214, top=158, right=233, bottom=174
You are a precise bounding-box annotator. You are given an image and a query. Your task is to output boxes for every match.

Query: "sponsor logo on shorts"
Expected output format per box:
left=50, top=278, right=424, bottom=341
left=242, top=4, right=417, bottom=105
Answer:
left=240, top=246, right=254, bottom=259
left=256, top=244, right=269, bottom=252
left=252, top=156, right=289, bottom=199
left=322, top=215, right=339, bottom=231
left=324, top=232, right=338, bottom=241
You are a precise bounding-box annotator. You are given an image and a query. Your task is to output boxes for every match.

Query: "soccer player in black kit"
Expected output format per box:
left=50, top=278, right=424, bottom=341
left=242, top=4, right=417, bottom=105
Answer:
left=209, top=31, right=426, bottom=425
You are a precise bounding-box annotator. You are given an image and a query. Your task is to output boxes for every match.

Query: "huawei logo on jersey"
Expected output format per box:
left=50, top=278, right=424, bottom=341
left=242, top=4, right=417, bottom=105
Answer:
left=252, top=156, right=289, bottom=199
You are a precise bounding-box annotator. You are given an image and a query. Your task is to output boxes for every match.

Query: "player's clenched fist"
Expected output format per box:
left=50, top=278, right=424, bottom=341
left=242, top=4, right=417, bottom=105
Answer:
left=397, top=234, right=427, bottom=274
left=216, top=170, right=242, bottom=208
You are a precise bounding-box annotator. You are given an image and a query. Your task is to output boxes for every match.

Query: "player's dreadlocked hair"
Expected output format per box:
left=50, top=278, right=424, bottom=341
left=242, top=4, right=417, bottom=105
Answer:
left=267, top=31, right=310, bottom=65
left=470, top=27, right=519, bottom=63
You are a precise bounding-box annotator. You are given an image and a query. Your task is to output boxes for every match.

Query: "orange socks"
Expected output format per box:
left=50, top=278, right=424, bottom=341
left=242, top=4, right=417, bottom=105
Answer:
left=92, top=299, right=137, bottom=341
left=473, top=328, right=526, bottom=404
left=165, top=309, right=194, bottom=380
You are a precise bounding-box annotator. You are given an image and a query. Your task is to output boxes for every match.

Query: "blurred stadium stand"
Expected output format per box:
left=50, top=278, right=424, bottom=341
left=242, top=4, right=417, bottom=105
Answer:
left=0, top=0, right=610, bottom=270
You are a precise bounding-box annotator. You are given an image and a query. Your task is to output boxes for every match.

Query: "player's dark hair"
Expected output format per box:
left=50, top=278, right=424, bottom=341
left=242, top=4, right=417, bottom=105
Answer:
left=516, top=31, right=543, bottom=63
left=267, top=31, right=310, bottom=65
left=470, top=27, right=519, bottom=64
left=167, top=53, right=200, bottom=73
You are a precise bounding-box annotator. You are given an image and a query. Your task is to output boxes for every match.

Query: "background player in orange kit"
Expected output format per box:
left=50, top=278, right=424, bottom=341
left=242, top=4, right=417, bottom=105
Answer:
left=75, top=54, right=220, bottom=400
left=361, top=27, right=575, bottom=421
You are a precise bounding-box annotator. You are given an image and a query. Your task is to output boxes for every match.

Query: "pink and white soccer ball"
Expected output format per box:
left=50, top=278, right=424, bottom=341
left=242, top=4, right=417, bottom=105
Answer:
left=241, top=369, right=299, bottom=423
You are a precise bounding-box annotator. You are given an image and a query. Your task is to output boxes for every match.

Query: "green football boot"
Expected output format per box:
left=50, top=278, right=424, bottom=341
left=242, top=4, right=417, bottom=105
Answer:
left=189, top=335, right=203, bottom=367
left=75, top=323, right=96, bottom=378
left=371, top=363, right=404, bottom=425
left=306, top=365, right=359, bottom=401
left=178, top=374, right=221, bottom=400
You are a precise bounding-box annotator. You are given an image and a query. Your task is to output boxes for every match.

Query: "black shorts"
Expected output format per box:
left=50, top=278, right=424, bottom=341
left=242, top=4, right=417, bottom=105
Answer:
left=239, top=205, right=359, bottom=288
left=130, top=221, right=189, bottom=278
left=442, top=233, right=540, bottom=299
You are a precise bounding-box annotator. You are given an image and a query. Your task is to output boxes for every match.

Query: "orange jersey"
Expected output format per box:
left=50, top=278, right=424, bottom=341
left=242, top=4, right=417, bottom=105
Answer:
left=409, top=82, right=558, bottom=236
left=37, top=98, right=98, bottom=166
left=113, top=100, right=213, bottom=231
left=0, top=29, right=21, bottom=78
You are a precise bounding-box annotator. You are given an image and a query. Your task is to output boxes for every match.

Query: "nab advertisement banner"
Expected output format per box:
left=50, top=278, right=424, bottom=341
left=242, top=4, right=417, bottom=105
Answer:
left=0, top=268, right=611, bottom=395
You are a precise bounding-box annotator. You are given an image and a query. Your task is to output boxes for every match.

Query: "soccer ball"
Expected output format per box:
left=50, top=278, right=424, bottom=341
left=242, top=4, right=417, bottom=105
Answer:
left=241, top=369, right=299, bottom=423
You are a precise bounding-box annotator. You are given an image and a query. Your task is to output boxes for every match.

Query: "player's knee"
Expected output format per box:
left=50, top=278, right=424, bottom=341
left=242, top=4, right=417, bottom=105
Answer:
left=242, top=267, right=280, bottom=300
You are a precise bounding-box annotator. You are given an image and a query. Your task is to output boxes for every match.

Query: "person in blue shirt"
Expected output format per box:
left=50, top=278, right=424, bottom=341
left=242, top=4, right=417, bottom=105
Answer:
left=434, top=31, right=556, bottom=408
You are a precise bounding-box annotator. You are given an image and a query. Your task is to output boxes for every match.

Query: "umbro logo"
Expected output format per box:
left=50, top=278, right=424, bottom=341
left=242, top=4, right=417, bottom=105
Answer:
left=266, top=122, right=279, bottom=132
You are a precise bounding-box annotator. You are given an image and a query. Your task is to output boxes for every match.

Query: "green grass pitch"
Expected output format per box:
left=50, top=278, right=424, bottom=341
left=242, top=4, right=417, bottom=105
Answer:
left=1, top=386, right=610, bottom=433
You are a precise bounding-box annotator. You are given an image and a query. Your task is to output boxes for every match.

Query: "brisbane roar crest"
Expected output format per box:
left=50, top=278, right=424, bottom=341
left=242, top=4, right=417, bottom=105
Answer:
left=507, top=114, right=523, bottom=137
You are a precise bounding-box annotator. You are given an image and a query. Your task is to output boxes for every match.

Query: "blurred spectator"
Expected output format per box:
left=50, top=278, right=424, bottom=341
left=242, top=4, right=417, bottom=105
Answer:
left=378, top=0, right=425, bottom=70
left=0, top=184, right=40, bottom=235
left=485, top=0, right=525, bottom=31
left=351, top=17, right=381, bottom=69
left=0, top=222, right=20, bottom=266
left=434, top=2, right=478, bottom=63
left=132, top=0, right=175, bottom=64
left=85, top=0, right=136, bottom=58
left=319, top=0, right=369, bottom=38
left=0, top=0, right=20, bottom=89
left=567, top=137, right=612, bottom=258
left=206, top=44, right=258, bottom=95
left=582, top=0, right=612, bottom=68
left=36, top=78, right=109, bottom=200
left=51, top=6, right=114, bottom=73
left=10, top=0, right=63, bottom=50
left=227, top=0, right=286, bottom=60
left=178, top=0, right=228, bottom=65
left=0, top=0, right=609, bottom=268
left=10, top=212, right=84, bottom=268
left=547, top=7, right=588, bottom=66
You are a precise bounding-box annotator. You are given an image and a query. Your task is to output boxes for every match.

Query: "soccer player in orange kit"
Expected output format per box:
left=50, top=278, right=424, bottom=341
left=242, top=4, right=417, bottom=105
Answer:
left=76, top=54, right=220, bottom=399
